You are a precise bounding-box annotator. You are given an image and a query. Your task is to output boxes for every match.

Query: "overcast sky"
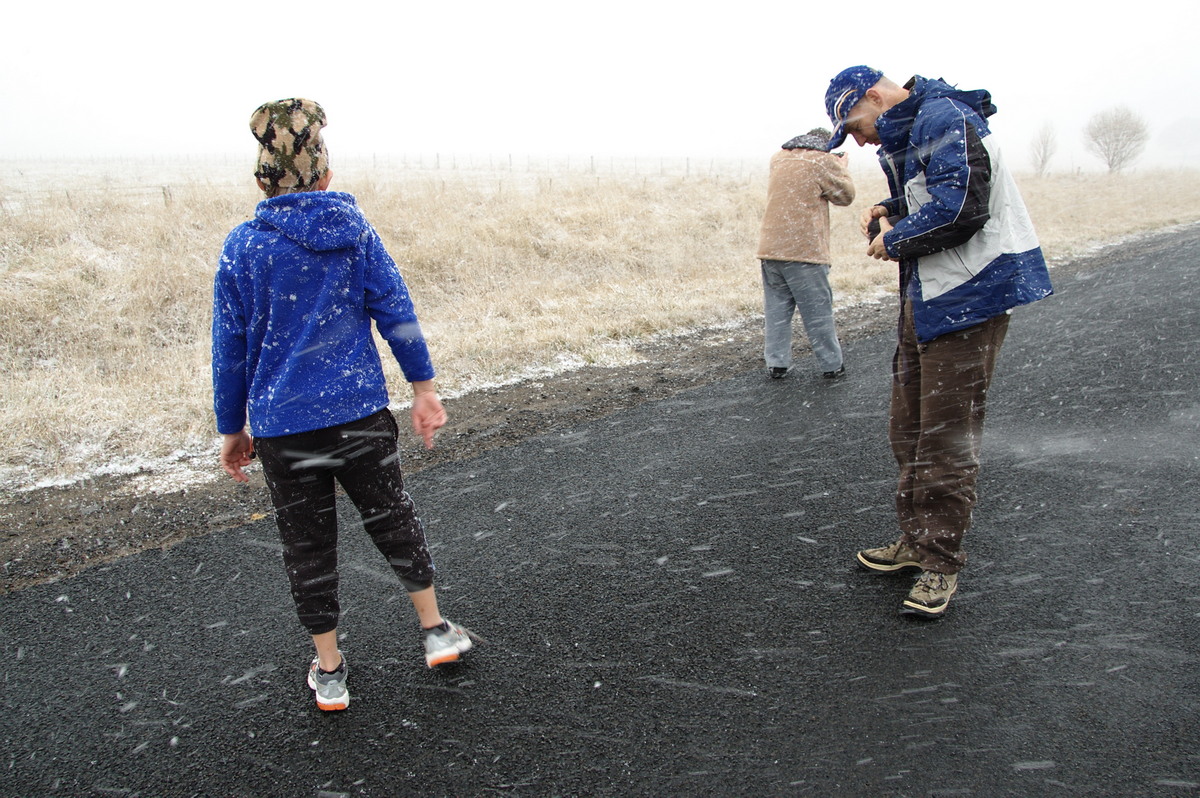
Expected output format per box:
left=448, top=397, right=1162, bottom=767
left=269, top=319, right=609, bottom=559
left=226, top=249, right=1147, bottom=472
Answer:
left=4, top=0, right=1198, bottom=171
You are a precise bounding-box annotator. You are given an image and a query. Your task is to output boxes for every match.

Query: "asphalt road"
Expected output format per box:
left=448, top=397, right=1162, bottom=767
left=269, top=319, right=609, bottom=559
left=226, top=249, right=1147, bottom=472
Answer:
left=4, top=226, right=1199, bottom=797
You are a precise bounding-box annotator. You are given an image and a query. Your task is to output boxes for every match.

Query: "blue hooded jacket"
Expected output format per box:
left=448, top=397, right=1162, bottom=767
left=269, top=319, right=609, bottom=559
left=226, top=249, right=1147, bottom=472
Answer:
left=875, top=76, right=1053, bottom=341
left=212, top=191, right=435, bottom=437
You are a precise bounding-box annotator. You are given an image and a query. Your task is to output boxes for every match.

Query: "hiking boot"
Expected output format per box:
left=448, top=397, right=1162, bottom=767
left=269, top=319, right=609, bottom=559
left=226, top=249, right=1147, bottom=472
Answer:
left=307, top=654, right=349, bottom=711
left=769, top=367, right=789, bottom=380
left=424, top=618, right=474, bottom=667
left=856, top=539, right=922, bottom=572
left=901, top=571, right=958, bottom=618
left=822, top=365, right=846, bottom=379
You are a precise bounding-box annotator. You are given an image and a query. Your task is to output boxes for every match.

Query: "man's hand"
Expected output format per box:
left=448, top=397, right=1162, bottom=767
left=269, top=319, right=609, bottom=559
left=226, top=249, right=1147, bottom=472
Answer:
left=866, top=212, right=894, bottom=261
left=220, top=431, right=254, bottom=483
left=410, top=380, right=448, bottom=450
left=860, top=204, right=888, bottom=239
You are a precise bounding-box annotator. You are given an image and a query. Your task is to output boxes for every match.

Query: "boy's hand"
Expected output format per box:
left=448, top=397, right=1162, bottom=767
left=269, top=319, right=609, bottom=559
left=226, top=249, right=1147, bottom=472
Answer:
left=220, top=431, right=255, bottom=483
left=410, top=381, right=448, bottom=449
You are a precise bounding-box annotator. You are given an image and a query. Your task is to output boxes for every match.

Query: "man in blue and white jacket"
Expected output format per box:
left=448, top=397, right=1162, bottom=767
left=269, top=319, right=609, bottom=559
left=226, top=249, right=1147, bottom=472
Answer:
left=823, top=66, right=1053, bottom=618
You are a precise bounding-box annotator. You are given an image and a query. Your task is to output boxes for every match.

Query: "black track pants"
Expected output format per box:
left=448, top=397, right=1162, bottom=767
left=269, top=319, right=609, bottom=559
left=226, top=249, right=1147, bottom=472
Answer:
left=254, top=409, right=435, bottom=635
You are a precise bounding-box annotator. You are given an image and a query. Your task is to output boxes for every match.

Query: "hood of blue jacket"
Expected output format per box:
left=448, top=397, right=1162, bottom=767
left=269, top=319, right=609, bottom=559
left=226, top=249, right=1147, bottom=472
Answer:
left=908, top=75, right=996, bottom=119
left=253, top=191, right=367, bottom=252
left=877, top=76, right=997, bottom=158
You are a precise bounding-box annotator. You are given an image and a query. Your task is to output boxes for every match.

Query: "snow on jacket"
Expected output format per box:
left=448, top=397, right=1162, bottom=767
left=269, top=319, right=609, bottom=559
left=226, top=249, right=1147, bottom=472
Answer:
left=756, top=140, right=856, bottom=264
left=212, top=190, right=435, bottom=437
left=875, top=76, right=1053, bottom=341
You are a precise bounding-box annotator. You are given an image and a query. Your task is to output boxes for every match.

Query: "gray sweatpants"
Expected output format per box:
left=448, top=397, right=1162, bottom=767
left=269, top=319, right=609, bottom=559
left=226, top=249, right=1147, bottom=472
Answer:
left=760, top=260, right=843, bottom=373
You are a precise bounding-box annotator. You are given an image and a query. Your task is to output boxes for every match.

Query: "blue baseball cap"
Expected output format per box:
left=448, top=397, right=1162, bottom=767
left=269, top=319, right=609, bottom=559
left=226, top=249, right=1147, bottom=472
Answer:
left=824, top=65, right=883, bottom=150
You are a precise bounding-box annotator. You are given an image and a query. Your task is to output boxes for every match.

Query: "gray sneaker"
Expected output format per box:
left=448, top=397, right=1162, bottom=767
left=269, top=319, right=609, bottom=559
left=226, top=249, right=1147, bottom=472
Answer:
left=424, top=619, right=474, bottom=667
left=901, top=571, right=958, bottom=618
left=306, top=654, right=349, bottom=711
left=856, top=539, right=922, bottom=572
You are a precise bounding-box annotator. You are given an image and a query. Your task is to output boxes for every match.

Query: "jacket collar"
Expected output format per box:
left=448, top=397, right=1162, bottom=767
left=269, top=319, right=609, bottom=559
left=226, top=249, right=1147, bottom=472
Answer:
left=876, top=76, right=926, bottom=154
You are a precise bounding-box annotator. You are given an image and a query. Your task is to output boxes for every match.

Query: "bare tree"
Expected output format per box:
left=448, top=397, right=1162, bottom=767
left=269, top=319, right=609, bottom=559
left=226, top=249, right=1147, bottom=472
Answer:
left=1083, top=106, right=1150, bottom=173
left=1030, top=123, right=1057, bottom=177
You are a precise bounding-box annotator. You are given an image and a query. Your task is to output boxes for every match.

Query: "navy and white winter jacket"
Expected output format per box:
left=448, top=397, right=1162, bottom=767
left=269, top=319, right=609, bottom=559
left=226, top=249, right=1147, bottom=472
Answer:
left=876, top=76, right=1053, bottom=341
left=212, top=191, right=435, bottom=438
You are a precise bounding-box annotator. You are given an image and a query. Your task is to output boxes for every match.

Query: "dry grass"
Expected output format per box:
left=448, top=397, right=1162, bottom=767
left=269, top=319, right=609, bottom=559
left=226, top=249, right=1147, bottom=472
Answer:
left=2, top=161, right=1199, bottom=486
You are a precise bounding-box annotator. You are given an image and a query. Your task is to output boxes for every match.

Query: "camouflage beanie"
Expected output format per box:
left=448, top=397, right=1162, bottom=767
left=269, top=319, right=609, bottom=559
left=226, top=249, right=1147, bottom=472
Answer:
left=250, top=98, right=329, bottom=194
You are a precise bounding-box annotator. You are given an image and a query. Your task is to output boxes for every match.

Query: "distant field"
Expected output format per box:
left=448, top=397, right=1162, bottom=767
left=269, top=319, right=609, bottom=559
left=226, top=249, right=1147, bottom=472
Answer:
left=3, top=158, right=1199, bottom=487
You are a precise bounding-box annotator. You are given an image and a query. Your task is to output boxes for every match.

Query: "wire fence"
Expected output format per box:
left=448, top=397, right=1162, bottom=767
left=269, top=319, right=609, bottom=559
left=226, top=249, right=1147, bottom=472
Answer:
left=1, top=154, right=766, bottom=213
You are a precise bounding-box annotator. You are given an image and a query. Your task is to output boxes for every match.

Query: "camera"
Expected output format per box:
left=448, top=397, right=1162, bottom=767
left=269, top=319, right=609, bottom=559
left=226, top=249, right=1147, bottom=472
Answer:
left=867, top=217, right=881, bottom=243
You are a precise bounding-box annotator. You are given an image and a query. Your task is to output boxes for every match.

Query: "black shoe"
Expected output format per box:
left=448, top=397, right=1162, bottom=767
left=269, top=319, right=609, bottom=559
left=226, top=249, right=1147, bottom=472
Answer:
left=822, top=365, right=846, bottom=379
left=769, top=367, right=789, bottom=380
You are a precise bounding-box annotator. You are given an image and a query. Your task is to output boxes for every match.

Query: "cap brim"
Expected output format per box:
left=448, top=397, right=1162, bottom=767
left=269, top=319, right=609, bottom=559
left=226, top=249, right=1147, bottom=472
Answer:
left=825, top=124, right=848, bottom=151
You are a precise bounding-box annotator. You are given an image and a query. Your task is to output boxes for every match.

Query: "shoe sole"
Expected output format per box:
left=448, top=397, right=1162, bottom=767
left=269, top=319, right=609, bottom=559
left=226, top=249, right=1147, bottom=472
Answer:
left=314, top=697, right=349, bottom=711
left=900, top=600, right=950, bottom=619
left=856, top=552, right=922, bottom=572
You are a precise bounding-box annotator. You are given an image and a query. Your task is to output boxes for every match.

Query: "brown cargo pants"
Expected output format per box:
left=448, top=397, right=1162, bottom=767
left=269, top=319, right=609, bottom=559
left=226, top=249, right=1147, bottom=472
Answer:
left=890, top=301, right=1010, bottom=574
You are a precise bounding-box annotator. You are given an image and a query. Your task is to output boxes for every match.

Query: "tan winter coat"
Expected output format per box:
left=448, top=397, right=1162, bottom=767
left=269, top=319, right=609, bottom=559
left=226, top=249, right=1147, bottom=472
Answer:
left=756, top=148, right=855, bottom=264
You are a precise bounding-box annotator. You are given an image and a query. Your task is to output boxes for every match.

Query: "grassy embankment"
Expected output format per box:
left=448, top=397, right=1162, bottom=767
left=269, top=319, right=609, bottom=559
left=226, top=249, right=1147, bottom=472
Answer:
left=2, top=161, right=1198, bottom=485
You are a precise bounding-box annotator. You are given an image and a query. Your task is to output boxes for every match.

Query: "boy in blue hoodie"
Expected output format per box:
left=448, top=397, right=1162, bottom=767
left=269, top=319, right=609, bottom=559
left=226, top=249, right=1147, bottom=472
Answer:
left=823, top=68, right=1053, bottom=619
left=212, top=98, right=473, bottom=710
